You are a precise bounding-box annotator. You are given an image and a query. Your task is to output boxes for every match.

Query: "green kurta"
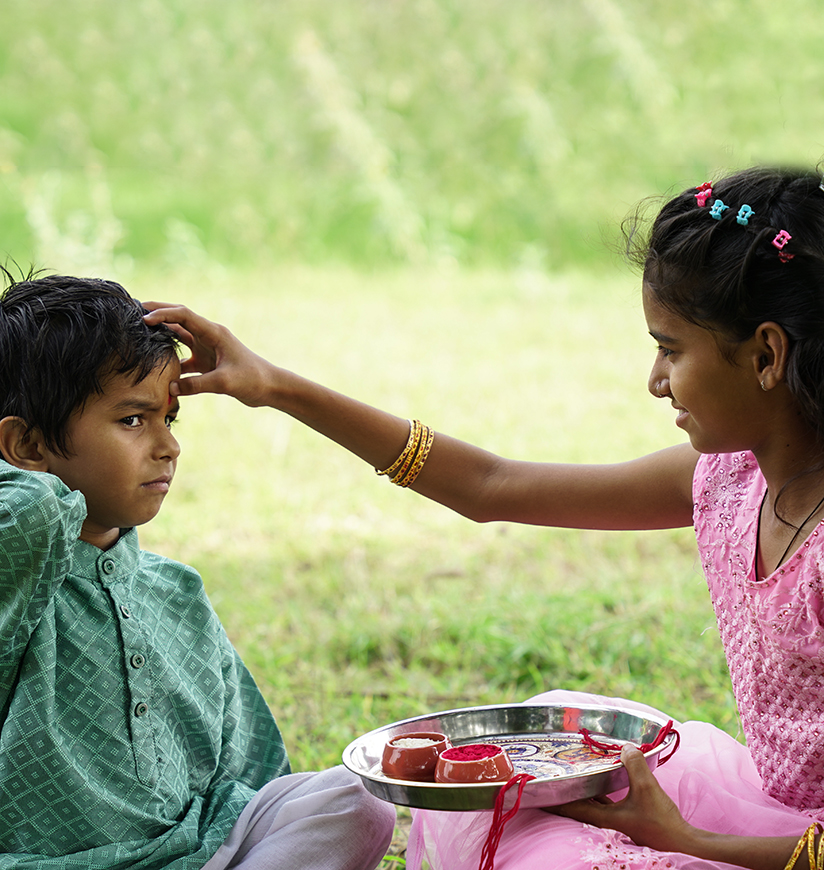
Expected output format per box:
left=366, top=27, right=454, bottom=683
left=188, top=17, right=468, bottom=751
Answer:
left=0, top=462, right=289, bottom=868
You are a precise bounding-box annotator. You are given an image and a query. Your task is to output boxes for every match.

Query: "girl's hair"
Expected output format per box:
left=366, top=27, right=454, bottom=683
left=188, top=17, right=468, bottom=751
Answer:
left=0, top=270, right=179, bottom=457
left=628, top=166, right=824, bottom=445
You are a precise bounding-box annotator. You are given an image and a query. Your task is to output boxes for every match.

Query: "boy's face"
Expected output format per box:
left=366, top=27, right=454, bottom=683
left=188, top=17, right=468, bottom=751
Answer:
left=43, top=358, right=181, bottom=550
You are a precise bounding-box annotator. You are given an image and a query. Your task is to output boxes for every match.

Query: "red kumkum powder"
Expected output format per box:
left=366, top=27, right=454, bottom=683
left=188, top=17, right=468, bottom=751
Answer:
left=440, top=744, right=501, bottom=761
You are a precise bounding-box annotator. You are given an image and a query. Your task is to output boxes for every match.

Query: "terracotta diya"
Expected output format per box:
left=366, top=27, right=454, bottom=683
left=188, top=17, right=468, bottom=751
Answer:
left=434, top=743, right=515, bottom=783
left=381, top=731, right=450, bottom=781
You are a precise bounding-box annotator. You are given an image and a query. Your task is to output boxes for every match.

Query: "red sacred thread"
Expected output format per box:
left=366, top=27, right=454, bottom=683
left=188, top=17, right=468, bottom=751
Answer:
left=478, top=773, right=535, bottom=870
left=579, top=720, right=680, bottom=765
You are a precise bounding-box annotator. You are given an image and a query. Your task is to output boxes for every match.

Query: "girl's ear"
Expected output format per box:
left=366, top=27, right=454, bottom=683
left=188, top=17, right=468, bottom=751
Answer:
left=753, top=322, right=791, bottom=389
left=0, top=417, right=50, bottom=471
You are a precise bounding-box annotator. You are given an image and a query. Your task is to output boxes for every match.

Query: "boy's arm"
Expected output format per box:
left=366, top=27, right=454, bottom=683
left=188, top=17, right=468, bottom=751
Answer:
left=143, top=304, right=698, bottom=532
left=0, top=463, right=85, bottom=659
left=556, top=745, right=817, bottom=870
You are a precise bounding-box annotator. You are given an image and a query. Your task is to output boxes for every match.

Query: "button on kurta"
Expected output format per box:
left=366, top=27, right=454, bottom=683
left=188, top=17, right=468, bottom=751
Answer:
left=130, top=654, right=146, bottom=669
left=102, top=559, right=116, bottom=574
left=120, top=605, right=131, bottom=618
left=134, top=703, right=149, bottom=717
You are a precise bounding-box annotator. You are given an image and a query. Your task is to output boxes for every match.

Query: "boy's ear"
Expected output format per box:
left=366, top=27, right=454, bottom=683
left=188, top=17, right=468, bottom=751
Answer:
left=0, top=417, right=51, bottom=471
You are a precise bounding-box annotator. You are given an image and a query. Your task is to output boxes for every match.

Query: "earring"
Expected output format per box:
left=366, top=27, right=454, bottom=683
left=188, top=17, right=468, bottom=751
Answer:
left=761, top=380, right=768, bottom=392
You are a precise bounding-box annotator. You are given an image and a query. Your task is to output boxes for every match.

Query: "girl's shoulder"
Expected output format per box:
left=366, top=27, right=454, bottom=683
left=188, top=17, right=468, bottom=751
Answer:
left=693, top=451, right=762, bottom=506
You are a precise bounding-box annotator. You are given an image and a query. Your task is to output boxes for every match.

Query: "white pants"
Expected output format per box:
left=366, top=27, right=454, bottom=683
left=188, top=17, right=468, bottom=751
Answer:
left=202, top=766, right=396, bottom=870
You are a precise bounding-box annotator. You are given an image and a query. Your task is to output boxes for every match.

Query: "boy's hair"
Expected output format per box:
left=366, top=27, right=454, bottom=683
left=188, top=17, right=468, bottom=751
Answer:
left=627, top=166, right=824, bottom=445
left=0, top=271, right=179, bottom=457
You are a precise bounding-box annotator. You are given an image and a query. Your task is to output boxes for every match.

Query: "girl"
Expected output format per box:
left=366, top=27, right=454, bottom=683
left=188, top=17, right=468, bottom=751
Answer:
left=145, top=166, right=824, bottom=869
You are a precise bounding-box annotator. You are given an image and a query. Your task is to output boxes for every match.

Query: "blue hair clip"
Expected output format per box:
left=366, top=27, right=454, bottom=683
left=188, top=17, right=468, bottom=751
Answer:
left=736, top=204, right=755, bottom=226
left=709, top=200, right=729, bottom=220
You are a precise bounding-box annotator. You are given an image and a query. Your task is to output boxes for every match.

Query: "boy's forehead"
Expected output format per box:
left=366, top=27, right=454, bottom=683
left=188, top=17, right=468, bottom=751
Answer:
left=95, top=359, right=181, bottom=408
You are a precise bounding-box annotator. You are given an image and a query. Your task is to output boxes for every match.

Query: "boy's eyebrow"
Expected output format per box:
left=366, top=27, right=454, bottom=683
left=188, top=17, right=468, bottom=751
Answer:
left=109, top=397, right=180, bottom=414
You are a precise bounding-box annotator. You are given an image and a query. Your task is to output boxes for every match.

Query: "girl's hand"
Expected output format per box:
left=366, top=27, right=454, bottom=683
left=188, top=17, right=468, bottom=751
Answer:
left=553, top=744, right=698, bottom=854
left=142, top=302, right=280, bottom=407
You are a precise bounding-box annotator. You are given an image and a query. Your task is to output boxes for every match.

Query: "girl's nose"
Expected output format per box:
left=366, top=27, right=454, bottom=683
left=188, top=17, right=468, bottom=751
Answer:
left=648, top=368, right=670, bottom=398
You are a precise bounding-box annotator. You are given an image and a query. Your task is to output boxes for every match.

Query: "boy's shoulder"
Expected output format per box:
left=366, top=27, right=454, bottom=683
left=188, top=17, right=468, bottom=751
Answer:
left=0, top=458, right=78, bottom=498
left=0, top=460, right=86, bottom=531
left=136, top=545, right=213, bottom=605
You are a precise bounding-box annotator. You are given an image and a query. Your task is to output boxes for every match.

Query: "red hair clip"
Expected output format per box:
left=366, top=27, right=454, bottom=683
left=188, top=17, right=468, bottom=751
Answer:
left=772, top=230, right=794, bottom=262
left=694, top=182, right=713, bottom=207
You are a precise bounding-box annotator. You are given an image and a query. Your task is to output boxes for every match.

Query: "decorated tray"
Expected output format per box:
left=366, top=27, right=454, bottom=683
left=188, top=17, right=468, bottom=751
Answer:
left=342, top=702, right=677, bottom=811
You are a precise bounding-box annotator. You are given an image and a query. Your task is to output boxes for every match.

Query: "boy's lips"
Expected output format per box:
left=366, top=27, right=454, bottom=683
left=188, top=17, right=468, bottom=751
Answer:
left=142, top=475, right=172, bottom=493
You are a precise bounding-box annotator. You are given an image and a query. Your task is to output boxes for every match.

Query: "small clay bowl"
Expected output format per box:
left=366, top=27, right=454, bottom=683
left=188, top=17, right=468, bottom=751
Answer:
left=381, top=731, right=451, bottom=781
left=434, top=743, right=515, bottom=784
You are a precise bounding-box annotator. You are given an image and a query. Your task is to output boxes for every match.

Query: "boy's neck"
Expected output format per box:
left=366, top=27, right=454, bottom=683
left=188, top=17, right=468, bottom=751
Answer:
left=79, top=522, right=126, bottom=550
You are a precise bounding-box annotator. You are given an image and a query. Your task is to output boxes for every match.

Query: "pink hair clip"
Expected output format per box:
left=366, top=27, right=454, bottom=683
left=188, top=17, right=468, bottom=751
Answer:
left=694, top=182, right=713, bottom=207
left=772, top=230, right=794, bottom=262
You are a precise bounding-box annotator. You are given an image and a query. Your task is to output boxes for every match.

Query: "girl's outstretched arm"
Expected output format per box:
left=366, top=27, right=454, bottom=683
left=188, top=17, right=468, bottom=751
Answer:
left=143, top=303, right=698, bottom=532
left=556, top=745, right=817, bottom=870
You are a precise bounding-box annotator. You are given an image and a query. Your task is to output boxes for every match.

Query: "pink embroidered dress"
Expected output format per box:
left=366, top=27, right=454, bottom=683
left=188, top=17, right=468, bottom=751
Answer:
left=406, top=452, right=824, bottom=869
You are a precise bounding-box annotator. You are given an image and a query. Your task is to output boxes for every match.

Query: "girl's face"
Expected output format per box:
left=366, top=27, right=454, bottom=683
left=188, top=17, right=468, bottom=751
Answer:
left=643, top=285, right=766, bottom=455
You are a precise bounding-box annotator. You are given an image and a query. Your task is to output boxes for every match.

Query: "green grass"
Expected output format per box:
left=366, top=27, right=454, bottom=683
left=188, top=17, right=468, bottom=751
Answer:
left=126, top=263, right=738, bottom=864
left=133, top=264, right=739, bottom=780
left=1, top=0, right=824, bottom=273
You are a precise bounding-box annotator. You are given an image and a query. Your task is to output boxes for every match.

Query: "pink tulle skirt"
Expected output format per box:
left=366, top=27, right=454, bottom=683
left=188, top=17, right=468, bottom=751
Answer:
left=406, top=690, right=819, bottom=870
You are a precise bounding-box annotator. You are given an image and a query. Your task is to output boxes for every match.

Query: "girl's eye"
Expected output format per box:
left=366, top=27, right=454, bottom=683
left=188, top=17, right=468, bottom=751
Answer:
left=657, top=345, right=674, bottom=359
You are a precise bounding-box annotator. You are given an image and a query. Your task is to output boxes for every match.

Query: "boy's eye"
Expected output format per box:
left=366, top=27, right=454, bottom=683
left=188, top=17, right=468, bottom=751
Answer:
left=164, top=414, right=177, bottom=429
left=121, top=415, right=141, bottom=428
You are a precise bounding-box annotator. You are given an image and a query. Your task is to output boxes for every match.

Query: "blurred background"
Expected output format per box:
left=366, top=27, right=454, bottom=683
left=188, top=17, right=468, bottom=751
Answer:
left=3, top=0, right=823, bottom=819
left=2, top=0, right=822, bottom=275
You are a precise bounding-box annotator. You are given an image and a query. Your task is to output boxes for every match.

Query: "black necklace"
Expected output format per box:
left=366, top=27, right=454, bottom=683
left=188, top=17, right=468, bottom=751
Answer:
left=757, top=489, right=824, bottom=577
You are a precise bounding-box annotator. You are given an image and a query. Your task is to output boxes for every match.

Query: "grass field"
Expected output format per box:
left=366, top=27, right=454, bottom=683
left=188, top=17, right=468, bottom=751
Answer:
left=2, top=0, right=824, bottom=275
left=136, top=264, right=739, bottom=761
left=132, top=265, right=738, bottom=864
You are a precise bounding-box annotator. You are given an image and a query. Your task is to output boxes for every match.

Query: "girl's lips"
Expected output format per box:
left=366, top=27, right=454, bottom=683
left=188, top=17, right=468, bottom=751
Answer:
left=673, top=406, right=689, bottom=427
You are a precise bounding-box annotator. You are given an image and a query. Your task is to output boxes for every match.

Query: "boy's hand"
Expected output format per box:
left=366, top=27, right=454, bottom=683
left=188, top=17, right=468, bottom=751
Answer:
left=142, top=303, right=279, bottom=407
left=552, top=744, right=697, bottom=854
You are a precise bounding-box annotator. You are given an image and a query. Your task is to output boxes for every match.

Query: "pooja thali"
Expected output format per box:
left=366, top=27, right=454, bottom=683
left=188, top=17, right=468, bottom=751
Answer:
left=342, top=702, right=677, bottom=811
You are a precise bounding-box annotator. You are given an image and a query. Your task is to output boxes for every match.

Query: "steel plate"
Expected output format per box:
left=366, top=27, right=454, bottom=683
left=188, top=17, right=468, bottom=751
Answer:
left=342, top=702, right=675, bottom=811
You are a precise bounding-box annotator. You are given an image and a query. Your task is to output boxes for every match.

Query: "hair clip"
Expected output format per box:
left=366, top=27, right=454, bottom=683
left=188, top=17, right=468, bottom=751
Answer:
left=709, top=200, right=729, bottom=220
left=736, top=204, right=755, bottom=226
left=694, top=182, right=713, bottom=207
left=772, top=230, right=794, bottom=262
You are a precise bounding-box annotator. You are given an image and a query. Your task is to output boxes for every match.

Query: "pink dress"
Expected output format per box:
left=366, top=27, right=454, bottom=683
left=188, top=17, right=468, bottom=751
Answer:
left=406, top=452, right=824, bottom=869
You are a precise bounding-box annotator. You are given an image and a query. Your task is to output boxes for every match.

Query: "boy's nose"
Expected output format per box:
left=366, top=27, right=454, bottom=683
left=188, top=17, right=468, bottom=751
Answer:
left=156, top=426, right=181, bottom=461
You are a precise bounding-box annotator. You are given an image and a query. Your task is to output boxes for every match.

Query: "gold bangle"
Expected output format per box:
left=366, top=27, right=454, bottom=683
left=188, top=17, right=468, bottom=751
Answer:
left=389, top=424, right=425, bottom=485
left=395, top=424, right=434, bottom=488
left=785, top=824, right=823, bottom=870
left=376, top=420, right=420, bottom=478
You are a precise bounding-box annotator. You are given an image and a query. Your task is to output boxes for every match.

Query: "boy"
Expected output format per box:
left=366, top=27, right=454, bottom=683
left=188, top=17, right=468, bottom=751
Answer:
left=0, top=274, right=394, bottom=869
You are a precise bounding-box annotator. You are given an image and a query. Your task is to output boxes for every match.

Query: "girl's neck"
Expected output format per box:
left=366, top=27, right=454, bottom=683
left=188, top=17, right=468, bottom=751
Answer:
left=751, top=413, right=824, bottom=501
left=754, top=435, right=824, bottom=578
